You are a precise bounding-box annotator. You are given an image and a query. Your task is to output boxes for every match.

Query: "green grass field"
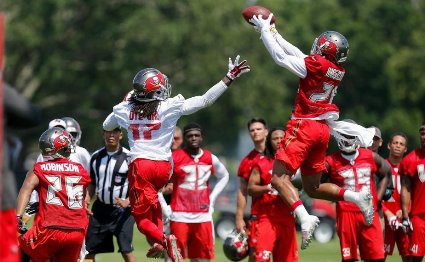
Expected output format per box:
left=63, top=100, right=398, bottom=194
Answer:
left=94, top=228, right=403, bottom=262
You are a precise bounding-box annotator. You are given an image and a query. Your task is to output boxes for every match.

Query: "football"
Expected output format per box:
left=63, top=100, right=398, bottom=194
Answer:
left=242, top=5, right=275, bottom=26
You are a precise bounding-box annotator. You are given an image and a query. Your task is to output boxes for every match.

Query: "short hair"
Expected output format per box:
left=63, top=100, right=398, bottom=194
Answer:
left=183, top=122, right=202, bottom=135
left=246, top=117, right=267, bottom=130
left=388, top=132, right=408, bottom=147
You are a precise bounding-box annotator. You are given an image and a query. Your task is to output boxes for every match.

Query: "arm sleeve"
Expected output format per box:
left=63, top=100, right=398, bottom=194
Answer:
left=209, top=154, right=229, bottom=204
left=260, top=29, right=307, bottom=78
left=273, top=32, right=307, bottom=59
left=181, top=81, right=228, bottom=115
left=103, top=112, right=120, bottom=131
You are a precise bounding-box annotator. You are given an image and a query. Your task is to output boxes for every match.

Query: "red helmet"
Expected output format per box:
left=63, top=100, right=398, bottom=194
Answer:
left=132, top=68, right=171, bottom=102
left=311, top=31, right=349, bottom=63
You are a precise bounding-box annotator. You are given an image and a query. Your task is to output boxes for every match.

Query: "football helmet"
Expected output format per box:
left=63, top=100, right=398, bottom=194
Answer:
left=61, top=117, right=82, bottom=146
left=223, top=230, right=249, bottom=261
left=39, top=127, right=72, bottom=159
left=132, top=68, right=171, bottom=102
left=333, top=119, right=360, bottom=153
left=311, top=31, right=349, bottom=63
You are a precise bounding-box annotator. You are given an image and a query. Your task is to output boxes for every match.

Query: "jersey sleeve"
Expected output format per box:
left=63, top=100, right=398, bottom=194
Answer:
left=399, top=153, right=414, bottom=178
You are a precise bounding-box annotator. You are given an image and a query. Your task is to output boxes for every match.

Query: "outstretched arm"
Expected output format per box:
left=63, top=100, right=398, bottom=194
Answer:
left=273, top=31, right=307, bottom=58
left=251, top=14, right=307, bottom=78
left=103, top=112, right=120, bottom=131
left=181, top=55, right=250, bottom=115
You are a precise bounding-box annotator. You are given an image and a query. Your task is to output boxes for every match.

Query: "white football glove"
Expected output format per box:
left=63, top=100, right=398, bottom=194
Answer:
left=401, top=217, right=413, bottom=233
left=226, top=55, right=250, bottom=80
left=251, top=14, right=275, bottom=32
left=388, top=216, right=402, bottom=231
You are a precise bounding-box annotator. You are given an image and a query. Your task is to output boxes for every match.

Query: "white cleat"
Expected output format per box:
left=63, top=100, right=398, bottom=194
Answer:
left=301, top=215, right=320, bottom=250
left=358, top=187, right=374, bottom=225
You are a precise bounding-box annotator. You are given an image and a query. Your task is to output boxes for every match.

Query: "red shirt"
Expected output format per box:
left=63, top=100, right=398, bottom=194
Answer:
left=171, top=148, right=215, bottom=213
left=250, top=156, right=294, bottom=224
left=34, top=158, right=90, bottom=230
left=326, top=148, right=378, bottom=212
left=237, top=149, right=262, bottom=181
left=399, top=148, right=425, bottom=216
left=292, top=54, right=345, bottom=118
left=381, top=159, right=402, bottom=214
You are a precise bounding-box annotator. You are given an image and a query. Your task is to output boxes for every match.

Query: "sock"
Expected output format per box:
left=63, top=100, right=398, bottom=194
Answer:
left=137, top=218, right=164, bottom=245
left=292, top=200, right=309, bottom=224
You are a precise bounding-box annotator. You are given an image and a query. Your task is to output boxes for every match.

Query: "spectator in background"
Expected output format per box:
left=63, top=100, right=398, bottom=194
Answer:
left=1, top=83, right=42, bottom=262
left=84, top=127, right=136, bottom=262
left=247, top=127, right=299, bottom=262
left=165, top=123, right=229, bottom=261
left=368, top=126, right=383, bottom=153
left=235, top=118, right=267, bottom=261
left=16, top=127, right=90, bottom=262
left=323, top=126, right=391, bottom=262
left=171, top=126, right=183, bottom=151
left=103, top=56, right=250, bottom=262
left=381, top=132, right=410, bottom=262
left=400, top=122, right=425, bottom=261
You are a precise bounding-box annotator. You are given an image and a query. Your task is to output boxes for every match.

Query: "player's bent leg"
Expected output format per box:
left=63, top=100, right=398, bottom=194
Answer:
left=270, top=160, right=300, bottom=207
left=271, top=162, right=319, bottom=250
left=301, top=173, right=341, bottom=201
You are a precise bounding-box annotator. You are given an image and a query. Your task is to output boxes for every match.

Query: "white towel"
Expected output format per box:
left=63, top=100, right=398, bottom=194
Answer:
left=327, top=120, right=375, bottom=148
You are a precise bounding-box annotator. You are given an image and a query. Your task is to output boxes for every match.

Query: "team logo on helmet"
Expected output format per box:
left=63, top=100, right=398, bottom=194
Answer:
left=144, top=72, right=165, bottom=92
left=53, top=131, right=71, bottom=151
left=318, top=37, right=338, bottom=59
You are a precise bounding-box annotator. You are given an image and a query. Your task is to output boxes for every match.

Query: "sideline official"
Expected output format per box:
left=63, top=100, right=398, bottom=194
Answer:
left=84, top=127, right=137, bottom=262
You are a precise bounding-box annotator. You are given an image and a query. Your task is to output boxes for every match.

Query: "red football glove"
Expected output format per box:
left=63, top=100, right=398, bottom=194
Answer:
left=226, top=55, right=250, bottom=80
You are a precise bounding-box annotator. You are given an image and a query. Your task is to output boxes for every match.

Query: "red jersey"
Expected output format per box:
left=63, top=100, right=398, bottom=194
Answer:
left=292, top=54, right=345, bottom=118
left=399, top=148, right=425, bottom=216
left=381, top=159, right=402, bottom=214
left=251, top=156, right=293, bottom=224
left=33, top=158, right=90, bottom=230
left=171, top=148, right=215, bottom=213
left=326, top=148, right=378, bottom=212
left=237, top=149, right=262, bottom=181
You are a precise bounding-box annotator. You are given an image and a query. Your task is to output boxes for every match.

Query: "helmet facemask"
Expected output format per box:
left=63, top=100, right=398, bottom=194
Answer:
left=334, top=132, right=360, bottom=153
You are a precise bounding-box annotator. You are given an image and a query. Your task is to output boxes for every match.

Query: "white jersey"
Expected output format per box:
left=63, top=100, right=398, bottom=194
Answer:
left=103, top=80, right=228, bottom=162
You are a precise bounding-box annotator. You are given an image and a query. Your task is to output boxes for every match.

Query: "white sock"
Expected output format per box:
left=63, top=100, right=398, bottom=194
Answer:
left=343, top=190, right=359, bottom=203
left=294, top=205, right=310, bottom=225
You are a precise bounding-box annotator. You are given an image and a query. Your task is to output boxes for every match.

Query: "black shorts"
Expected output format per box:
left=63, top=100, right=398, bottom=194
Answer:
left=85, top=200, right=135, bottom=254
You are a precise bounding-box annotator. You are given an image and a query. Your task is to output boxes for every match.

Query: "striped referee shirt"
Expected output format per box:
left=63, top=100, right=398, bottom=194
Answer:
left=90, top=146, right=130, bottom=205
